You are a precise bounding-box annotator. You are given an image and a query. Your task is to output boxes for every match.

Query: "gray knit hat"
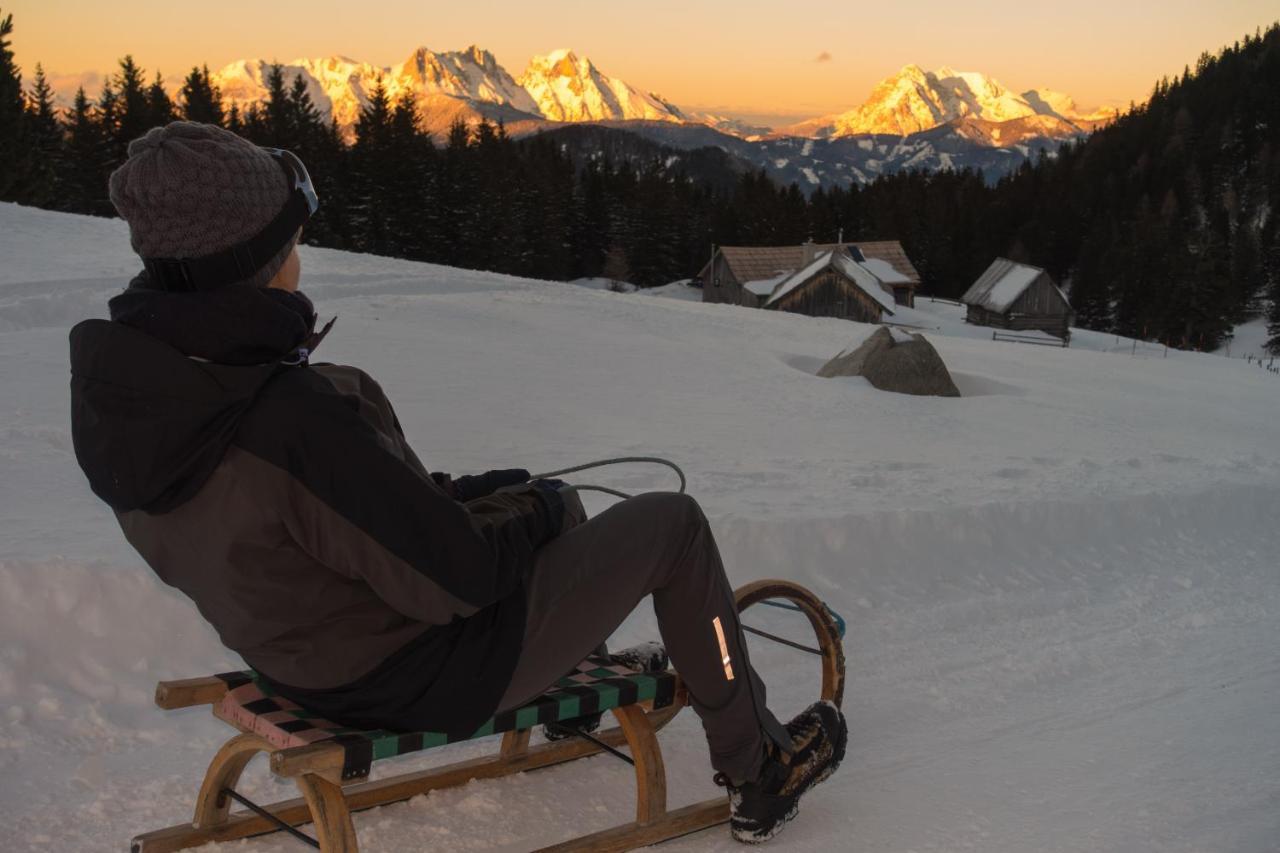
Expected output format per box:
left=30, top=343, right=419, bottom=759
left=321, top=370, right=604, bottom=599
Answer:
left=109, top=121, right=297, bottom=289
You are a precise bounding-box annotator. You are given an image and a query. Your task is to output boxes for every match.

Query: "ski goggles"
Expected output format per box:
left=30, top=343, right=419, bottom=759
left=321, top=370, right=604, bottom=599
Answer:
left=142, top=147, right=321, bottom=292
left=264, top=147, right=320, bottom=217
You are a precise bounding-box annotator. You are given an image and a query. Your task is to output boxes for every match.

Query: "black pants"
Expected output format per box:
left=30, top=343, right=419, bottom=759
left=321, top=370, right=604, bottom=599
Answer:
left=496, top=492, right=789, bottom=783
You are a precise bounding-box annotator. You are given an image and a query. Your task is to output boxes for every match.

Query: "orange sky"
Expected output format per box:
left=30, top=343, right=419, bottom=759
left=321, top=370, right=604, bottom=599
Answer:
left=6, top=0, right=1276, bottom=123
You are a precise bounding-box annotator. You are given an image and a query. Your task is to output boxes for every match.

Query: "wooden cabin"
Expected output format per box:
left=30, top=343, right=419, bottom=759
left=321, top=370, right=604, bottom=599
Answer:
left=762, top=250, right=897, bottom=323
left=961, top=258, right=1073, bottom=342
left=699, top=241, right=920, bottom=310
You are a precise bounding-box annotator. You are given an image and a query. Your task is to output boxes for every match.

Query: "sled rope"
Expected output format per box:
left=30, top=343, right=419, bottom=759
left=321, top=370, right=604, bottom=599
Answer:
left=544, top=722, right=636, bottom=766
left=741, top=624, right=824, bottom=656
left=530, top=455, right=687, bottom=498
left=222, top=788, right=320, bottom=848
left=531, top=456, right=848, bottom=658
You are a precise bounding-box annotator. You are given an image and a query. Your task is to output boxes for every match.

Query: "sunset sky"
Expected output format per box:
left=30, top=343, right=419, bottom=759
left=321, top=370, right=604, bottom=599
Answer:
left=6, top=0, right=1277, bottom=124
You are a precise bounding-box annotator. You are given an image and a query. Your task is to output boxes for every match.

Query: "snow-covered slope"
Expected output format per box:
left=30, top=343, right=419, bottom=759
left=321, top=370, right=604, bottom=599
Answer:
left=780, top=64, right=1115, bottom=140
left=2, top=203, right=1277, bottom=851
left=517, top=49, right=684, bottom=123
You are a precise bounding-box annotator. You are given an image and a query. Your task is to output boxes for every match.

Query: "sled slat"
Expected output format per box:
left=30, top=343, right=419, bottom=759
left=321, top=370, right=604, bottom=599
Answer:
left=154, top=677, right=230, bottom=710
left=133, top=708, right=680, bottom=853
left=534, top=798, right=730, bottom=852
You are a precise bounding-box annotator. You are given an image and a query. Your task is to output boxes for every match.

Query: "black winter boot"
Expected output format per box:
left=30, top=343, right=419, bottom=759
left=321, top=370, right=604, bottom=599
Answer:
left=715, top=700, right=847, bottom=844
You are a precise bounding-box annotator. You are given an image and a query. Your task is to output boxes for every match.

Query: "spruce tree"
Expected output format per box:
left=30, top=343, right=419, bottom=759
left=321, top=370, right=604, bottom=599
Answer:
left=113, top=56, right=150, bottom=151
left=63, top=87, right=108, bottom=215
left=21, top=63, right=61, bottom=207
left=287, top=74, right=323, bottom=146
left=350, top=80, right=394, bottom=255
left=262, top=63, right=292, bottom=147
left=147, top=70, right=174, bottom=126
left=179, top=65, right=224, bottom=125
left=0, top=7, right=26, bottom=200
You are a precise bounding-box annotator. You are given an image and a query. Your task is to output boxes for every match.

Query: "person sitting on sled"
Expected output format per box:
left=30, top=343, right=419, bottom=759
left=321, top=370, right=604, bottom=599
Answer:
left=69, top=121, right=846, bottom=843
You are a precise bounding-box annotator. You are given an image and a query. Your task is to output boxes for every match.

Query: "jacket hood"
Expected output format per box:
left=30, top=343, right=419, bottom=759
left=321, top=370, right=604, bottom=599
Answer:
left=69, top=280, right=319, bottom=514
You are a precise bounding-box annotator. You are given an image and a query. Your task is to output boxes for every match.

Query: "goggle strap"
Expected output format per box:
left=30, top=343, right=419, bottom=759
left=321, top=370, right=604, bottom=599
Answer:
left=142, top=191, right=311, bottom=293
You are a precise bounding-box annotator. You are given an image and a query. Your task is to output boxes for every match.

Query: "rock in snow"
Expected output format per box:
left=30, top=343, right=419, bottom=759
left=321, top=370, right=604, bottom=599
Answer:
left=818, top=327, right=961, bottom=397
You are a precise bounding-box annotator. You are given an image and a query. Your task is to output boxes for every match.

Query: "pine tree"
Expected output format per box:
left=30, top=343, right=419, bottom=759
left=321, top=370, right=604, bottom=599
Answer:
left=178, top=65, right=224, bottom=124
left=262, top=63, right=292, bottom=147
left=349, top=80, right=395, bottom=255
left=147, top=70, right=174, bottom=126
left=21, top=63, right=61, bottom=207
left=287, top=74, right=323, bottom=147
left=0, top=7, right=27, bottom=200
left=1265, top=228, right=1280, bottom=355
left=63, top=87, right=108, bottom=215
left=113, top=55, right=150, bottom=155
left=384, top=90, right=432, bottom=259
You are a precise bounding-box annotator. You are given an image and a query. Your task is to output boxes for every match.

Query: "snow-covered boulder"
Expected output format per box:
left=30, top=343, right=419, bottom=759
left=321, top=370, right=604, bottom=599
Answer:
left=819, top=327, right=960, bottom=396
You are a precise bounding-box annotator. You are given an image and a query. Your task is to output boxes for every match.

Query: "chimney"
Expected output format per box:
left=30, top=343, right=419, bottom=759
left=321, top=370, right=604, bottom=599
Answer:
left=801, top=238, right=817, bottom=266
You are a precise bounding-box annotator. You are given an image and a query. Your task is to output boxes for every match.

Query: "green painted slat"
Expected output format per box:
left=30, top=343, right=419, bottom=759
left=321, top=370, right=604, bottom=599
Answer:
left=558, top=694, right=581, bottom=720
left=514, top=705, right=540, bottom=731
left=371, top=736, right=400, bottom=760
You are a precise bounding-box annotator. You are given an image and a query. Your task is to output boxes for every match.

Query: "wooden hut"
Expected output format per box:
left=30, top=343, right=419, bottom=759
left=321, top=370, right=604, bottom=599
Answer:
left=961, top=258, right=1073, bottom=341
left=699, top=241, right=919, bottom=310
left=762, top=250, right=897, bottom=323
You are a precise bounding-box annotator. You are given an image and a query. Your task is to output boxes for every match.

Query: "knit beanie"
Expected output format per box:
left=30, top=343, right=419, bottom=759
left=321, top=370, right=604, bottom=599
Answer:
left=108, top=121, right=297, bottom=290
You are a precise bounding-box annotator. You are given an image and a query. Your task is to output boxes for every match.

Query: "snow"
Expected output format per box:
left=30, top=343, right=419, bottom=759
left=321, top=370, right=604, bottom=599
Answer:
left=981, top=263, right=1043, bottom=312
left=832, top=253, right=898, bottom=314
left=518, top=50, right=682, bottom=124
left=638, top=280, right=703, bottom=302
left=3, top=201, right=1280, bottom=851
left=800, top=167, right=820, bottom=185
left=1217, top=313, right=1273, bottom=361
left=858, top=257, right=911, bottom=285
left=763, top=251, right=834, bottom=307
left=743, top=272, right=789, bottom=297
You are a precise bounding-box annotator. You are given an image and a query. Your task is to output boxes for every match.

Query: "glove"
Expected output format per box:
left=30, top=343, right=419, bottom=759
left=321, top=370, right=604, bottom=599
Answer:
left=529, top=478, right=588, bottom=535
left=451, top=468, right=531, bottom=502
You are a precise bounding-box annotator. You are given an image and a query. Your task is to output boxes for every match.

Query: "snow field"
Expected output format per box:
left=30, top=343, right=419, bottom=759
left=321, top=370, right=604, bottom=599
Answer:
left=1, top=202, right=1278, bottom=850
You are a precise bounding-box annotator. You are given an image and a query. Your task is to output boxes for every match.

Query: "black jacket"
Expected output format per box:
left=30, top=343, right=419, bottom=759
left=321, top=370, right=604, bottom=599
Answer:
left=70, top=282, right=558, bottom=735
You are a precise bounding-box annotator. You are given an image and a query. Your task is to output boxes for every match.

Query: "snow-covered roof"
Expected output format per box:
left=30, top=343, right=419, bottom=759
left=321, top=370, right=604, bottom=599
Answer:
left=833, top=253, right=899, bottom=313
left=764, top=252, right=835, bottom=306
left=962, top=258, right=1069, bottom=313
left=860, top=257, right=912, bottom=285
left=742, top=272, right=791, bottom=297
left=763, top=251, right=897, bottom=315
left=705, top=242, right=920, bottom=287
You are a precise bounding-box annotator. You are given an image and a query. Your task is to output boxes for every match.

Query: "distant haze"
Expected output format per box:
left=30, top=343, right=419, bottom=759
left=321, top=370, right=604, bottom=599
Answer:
left=8, top=0, right=1277, bottom=120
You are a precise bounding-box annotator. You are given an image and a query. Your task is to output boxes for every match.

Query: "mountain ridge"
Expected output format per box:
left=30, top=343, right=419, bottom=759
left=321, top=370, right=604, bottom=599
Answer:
left=198, top=47, right=1111, bottom=143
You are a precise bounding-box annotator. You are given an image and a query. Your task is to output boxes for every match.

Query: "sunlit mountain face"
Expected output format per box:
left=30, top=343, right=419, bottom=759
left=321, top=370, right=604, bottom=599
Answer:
left=183, top=46, right=1122, bottom=187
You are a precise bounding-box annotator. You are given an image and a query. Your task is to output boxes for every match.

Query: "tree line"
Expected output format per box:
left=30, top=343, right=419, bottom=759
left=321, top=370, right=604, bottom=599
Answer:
left=2, top=8, right=1278, bottom=353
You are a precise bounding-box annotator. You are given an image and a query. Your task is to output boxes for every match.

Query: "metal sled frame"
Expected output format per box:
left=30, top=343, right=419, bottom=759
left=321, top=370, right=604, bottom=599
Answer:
left=131, top=580, right=845, bottom=853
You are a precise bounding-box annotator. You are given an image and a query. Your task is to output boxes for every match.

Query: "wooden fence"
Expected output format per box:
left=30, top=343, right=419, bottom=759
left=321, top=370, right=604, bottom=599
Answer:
left=992, top=330, right=1069, bottom=348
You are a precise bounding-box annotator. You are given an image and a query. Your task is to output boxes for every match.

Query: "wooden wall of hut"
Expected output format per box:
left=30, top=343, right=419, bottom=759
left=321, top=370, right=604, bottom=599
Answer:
left=770, top=270, right=884, bottom=323
left=965, top=306, right=1072, bottom=338
left=703, top=255, right=749, bottom=306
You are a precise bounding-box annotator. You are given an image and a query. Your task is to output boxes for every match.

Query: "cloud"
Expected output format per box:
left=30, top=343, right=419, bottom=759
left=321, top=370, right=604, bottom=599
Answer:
left=815, top=51, right=832, bottom=63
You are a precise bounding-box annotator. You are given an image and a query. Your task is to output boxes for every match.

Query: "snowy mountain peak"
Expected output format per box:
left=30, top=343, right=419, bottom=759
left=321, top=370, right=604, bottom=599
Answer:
left=779, top=64, right=1110, bottom=139
left=518, top=49, right=683, bottom=124
left=211, top=45, right=543, bottom=138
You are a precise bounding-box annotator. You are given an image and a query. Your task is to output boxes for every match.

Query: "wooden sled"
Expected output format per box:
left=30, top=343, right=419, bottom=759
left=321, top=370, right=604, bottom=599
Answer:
left=131, top=579, right=845, bottom=852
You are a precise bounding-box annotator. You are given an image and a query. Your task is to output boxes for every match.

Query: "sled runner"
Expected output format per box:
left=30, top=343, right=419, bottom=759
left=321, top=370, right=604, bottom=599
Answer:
left=131, top=579, right=845, bottom=853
